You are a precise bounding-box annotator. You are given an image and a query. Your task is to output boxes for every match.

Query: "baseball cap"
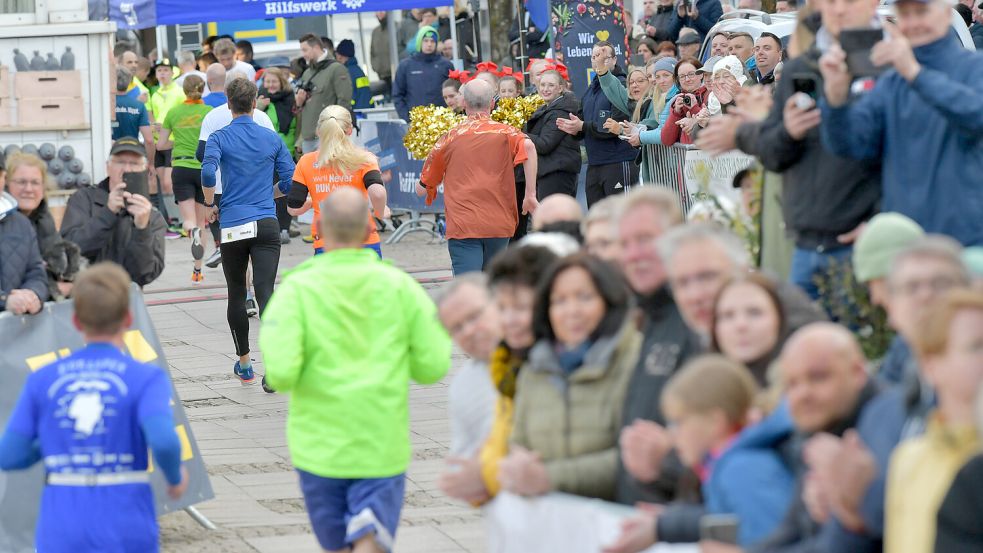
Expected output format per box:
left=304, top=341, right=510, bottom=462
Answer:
left=677, top=33, right=701, bottom=45
left=152, top=57, right=176, bottom=70
left=109, top=137, right=146, bottom=158
left=698, top=56, right=722, bottom=73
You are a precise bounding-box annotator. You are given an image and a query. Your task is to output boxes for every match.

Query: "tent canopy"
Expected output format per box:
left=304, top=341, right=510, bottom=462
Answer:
left=104, top=0, right=441, bottom=30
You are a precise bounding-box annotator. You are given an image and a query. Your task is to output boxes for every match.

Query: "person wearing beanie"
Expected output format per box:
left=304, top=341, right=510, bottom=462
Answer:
left=334, top=38, right=373, bottom=110
left=392, top=25, right=453, bottom=121
left=852, top=212, right=925, bottom=307
left=962, top=247, right=983, bottom=290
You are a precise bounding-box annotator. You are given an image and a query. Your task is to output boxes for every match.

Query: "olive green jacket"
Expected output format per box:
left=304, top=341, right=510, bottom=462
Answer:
left=511, top=323, right=642, bottom=500
left=296, top=58, right=353, bottom=143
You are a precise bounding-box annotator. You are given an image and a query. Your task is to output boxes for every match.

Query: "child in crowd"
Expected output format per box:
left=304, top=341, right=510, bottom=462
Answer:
left=498, top=76, right=521, bottom=99
left=661, top=355, right=793, bottom=546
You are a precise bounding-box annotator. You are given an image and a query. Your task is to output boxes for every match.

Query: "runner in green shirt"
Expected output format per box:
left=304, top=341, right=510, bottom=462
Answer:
left=260, top=188, right=451, bottom=553
left=148, top=59, right=186, bottom=231
left=158, top=75, right=212, bottom=283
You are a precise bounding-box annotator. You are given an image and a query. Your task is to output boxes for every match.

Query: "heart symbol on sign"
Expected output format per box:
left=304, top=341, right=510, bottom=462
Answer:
left=595, top=30, right=610, bottom=41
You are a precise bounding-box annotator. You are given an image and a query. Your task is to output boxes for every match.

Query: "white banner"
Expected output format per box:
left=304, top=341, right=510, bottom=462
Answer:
left=485, top=492, right=700, bottom=553
left=683, top=149, right=756, bottom=208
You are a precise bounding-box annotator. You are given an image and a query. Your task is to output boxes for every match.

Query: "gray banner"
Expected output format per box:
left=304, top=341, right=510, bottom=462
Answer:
left=0, top=285, right=214, bottom=552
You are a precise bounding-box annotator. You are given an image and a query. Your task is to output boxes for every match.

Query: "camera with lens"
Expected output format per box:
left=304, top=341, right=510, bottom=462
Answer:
left=298, top=80, right=315, bottom=94
left=681, top=95, right=693, bottom=106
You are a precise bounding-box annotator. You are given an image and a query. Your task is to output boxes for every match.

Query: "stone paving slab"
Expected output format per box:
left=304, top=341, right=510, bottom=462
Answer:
left=155, top=231, right=482, bottom=552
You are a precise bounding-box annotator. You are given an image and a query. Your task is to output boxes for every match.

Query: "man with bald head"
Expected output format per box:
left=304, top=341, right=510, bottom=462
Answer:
left=260, top=187, right=452, bottom=553
left=742, top=322, right=878, bottom=553
left=419, top=79, right=540, bottom=274
left=203, top=63, right=228, bottom=108
left=531, top=193, right=584, bottom=241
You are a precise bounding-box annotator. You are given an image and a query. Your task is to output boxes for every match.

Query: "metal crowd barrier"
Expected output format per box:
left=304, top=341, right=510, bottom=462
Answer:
left=638, top=143, right=753, bottom=217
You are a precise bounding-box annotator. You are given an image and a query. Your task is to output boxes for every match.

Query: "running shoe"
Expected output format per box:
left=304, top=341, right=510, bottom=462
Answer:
left=288, top=221, right=301, bottom=238
left=246, top=297, right=259, bottom=318
left=191, top=269, right=204, bottom=284
left=165, top=229, right=182, bottom=240
left=302, top=233, right=315, bottom=244
left=280, top=229, right=291, bottom=245
left=261, top=375, right=275, bottom=394
left=191, top=228, right=204, bottom=261
left=234, top=361, right=255, bottom=384
left=205, top=249, right=222, bottom=268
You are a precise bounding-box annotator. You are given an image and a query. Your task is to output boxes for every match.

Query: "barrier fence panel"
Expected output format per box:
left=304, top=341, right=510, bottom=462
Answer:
left=640, top=144, right=694, bottom=216
left=0, top=286, right=214, bottom=552
left=485, top=492, right=700, bottom=553
left=640, top=145, right=755, bottom=218
left=355, top=119, right=446, bottom=244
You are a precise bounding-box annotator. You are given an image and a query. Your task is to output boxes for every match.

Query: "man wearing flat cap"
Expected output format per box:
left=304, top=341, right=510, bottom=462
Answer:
left=61, top=138, right=167, bottom=287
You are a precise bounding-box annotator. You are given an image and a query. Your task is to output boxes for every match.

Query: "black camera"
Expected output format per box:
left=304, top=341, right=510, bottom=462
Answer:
left=298, top=81, right=314, bottom=94
left=681, top=95, right=693, bottom=106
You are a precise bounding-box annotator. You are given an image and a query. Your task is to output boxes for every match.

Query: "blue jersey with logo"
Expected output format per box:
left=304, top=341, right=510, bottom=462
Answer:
left=5, top=343, right=174, bottom=552
left=112, top=94, right=150, bottom=140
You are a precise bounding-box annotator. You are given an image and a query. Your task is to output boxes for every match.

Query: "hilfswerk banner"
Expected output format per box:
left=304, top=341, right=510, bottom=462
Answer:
left=154, top=0, right=448, bottom=25
left=0, top=286, right=214, bottom=553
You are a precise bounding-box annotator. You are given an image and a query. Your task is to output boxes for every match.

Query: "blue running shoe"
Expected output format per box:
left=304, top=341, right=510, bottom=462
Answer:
left=234, top=361, right=255, bottom=384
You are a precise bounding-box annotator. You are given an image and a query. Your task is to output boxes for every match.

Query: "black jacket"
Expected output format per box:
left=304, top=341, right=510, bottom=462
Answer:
left=751, top=380, right=881, bottom=553
left=60, top=179, right=166, bottom=287
left=28, top=200, right=83, bottom=300
left=616, top=287, right=704, bottom=505
left=735, top=48, right=881, bottom=249
left=508, top=14, right=550, bottom=61
left=935, top=454, right=983, bottom=553
left=0, top=195, right=48, bottom=310
left=643, top=6, right=678, bottom=42
left=525, top=92, right=583, bottom=177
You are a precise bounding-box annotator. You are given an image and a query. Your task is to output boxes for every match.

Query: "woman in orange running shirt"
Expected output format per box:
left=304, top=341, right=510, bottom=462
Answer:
left=287, top=105, right=390, bottom=256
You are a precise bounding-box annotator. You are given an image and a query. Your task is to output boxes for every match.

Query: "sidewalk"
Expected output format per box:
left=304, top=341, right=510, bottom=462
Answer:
left=149, top=227, right=485, bottom=553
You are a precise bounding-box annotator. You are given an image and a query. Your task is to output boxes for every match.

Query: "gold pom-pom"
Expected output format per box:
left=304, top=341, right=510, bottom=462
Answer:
left=491, top=94, right=546, bottom=129
left=404, top=105, right=465, bottom=160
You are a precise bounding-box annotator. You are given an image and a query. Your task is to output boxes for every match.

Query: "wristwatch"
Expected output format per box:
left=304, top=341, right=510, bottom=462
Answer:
left=204, top=201, right=216, bottom=208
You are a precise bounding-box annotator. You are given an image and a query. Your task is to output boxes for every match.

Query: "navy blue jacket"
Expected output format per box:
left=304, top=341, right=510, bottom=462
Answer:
left=392, top=51, right=453, bottom=121
left=344, top=57, right=373, bottom=110
left=821, top=34, right=983, bottom=246
left=0, top=194, right=49, bottom=310
left=579, top=71, right=637, bottom=166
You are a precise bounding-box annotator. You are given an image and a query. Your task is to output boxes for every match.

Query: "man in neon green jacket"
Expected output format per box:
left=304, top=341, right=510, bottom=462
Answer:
left=259, top=187, right=451, bottom=553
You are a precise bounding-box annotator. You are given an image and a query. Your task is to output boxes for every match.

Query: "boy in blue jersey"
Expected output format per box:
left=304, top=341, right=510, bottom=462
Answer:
left=0, top=262, right=187, bottom=552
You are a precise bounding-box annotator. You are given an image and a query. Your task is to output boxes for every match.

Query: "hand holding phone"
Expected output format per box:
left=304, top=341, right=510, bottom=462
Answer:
left=838, top=28, right=886, bottom=78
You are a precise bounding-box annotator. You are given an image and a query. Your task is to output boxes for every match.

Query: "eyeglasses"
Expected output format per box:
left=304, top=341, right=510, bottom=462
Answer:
left=890, top=276, right=961, bottom=298
left=679, top=72, right=700, bottom=80
left=9, top=178, right=43, bottom=188
left=110, top=158, right=147, bottom=171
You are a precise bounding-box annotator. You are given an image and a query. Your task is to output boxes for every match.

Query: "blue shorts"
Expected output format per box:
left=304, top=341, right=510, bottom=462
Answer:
left=297, top=469, right=405, bottom=552
left=314, top=243, right=382, bottom=258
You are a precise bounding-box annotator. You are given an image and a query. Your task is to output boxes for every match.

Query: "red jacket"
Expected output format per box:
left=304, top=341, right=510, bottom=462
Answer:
left=660, top=85, right=709, bottom=146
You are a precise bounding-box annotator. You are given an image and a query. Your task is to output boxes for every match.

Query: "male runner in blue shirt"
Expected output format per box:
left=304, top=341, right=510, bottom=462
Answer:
left=0, top=262, right=186, bottom=552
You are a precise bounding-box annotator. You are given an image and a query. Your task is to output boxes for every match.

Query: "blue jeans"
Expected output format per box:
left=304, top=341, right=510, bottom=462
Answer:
left=448, top=238, right=510, bottom=275
left=789, top=244, right=853, bottom=300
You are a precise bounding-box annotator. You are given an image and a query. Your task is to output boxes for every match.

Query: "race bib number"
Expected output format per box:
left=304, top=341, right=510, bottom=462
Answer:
left=222, top=221, right=257, bottom=243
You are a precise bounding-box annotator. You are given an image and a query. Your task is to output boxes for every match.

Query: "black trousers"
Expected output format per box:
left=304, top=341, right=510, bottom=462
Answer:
left=274, top=196, right=292, bottom=232
left=220, top=218, right=280, bottom=356
left=585, top=161, right=639, bottom=209
left=512, top=177, right=530, bottom=242
left=209, top=193, right=222, bottom=244
left=537, top=171, right=578, bottom=200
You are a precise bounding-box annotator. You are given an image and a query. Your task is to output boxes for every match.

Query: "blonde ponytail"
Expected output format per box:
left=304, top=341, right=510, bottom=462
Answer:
left=316, top=105, right=376, bottom=174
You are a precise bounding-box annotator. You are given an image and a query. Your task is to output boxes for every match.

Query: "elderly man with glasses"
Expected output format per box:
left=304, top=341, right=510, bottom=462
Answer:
left=61, top=138, right=167, bottom=287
